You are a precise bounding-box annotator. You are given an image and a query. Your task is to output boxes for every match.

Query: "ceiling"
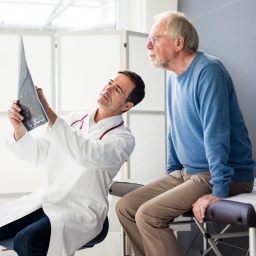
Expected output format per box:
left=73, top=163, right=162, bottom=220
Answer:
left=0, top=0, right=116, bottom=31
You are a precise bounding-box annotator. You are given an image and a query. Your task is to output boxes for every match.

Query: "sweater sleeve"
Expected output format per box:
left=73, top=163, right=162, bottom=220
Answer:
left=166, top=126, right=183, bottom=173
left=198, top=63, right=234, bottom=197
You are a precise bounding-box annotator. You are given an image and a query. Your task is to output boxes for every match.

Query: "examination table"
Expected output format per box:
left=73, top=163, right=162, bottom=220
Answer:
left=109, top=180, right=256, bottom=256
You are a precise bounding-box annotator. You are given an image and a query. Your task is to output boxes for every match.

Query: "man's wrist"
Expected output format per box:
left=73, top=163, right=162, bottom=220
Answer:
left=14, top=124, right=26, bottom=141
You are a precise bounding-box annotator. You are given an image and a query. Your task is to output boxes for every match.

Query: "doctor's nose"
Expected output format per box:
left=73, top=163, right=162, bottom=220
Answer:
left=105, top=85, right=114, bottom=92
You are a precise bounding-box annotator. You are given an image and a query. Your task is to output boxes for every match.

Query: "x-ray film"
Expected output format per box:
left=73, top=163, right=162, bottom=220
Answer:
left=18, top=35, right=48, bottom=131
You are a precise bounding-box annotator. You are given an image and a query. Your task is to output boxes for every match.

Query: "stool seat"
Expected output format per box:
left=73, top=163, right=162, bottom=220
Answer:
left=0, top=216, right=109, bottom=251
left=79, top=216, right=109, bottom=249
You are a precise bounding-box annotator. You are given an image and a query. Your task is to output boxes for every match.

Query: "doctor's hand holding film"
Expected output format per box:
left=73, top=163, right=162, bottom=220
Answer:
left=8, top=100, right=26, bottom=141
left=35, top=87, right=57, bottom=128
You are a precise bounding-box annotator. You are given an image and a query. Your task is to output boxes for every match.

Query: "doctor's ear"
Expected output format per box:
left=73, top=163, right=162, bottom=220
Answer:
left=122, top=102, right=134, bottom=112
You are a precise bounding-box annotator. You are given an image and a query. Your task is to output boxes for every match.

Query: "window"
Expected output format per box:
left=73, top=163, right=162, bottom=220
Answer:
left=0, top=0, right=116, bottom=31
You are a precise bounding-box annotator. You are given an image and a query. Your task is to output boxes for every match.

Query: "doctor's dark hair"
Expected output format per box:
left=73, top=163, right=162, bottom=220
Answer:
left=118, top=70, right=145, bottom=107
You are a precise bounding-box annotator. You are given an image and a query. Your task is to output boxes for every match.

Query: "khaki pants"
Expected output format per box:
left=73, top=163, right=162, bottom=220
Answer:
left=115, top=170, right=253, bottom=256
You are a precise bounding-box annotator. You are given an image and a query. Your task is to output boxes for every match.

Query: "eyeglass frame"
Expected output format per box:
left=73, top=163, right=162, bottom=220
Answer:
left=147, top=35, right=169, bottom=45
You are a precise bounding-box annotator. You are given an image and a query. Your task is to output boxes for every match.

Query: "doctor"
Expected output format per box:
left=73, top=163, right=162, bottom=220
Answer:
left=0, top=70, right=145, bottom=256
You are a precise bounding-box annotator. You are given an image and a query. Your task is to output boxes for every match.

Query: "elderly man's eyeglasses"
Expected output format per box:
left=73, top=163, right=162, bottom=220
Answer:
left=147, top=35, right=169, bottom=45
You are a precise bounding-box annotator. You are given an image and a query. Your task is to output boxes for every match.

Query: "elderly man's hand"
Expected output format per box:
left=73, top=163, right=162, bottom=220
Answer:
left=192, top=194, right=222, bottom=223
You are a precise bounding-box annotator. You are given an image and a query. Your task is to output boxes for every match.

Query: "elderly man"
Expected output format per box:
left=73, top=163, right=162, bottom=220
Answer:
left=116, top=12, right=255, bottom=256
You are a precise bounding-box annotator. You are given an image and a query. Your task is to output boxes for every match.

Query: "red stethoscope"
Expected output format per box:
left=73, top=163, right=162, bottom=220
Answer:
left=70, top=114, right=124, bottom=140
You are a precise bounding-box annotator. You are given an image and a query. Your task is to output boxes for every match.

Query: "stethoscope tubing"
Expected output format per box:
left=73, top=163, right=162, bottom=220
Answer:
left=70, top=114, right=124, bottom=140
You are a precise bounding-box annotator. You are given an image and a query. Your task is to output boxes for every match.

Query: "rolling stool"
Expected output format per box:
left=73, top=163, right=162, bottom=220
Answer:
left=0, top=216, right=109, bottom=252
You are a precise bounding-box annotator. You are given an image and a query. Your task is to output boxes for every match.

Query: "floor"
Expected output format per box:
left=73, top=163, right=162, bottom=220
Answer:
left=0, top=249, right=16, bottom=256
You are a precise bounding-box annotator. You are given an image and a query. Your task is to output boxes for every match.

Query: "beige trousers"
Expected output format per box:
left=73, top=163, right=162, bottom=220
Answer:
left=115, top=170, right=253, bottom=256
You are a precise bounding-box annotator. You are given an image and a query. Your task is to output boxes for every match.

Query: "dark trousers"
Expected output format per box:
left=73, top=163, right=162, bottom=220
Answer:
left=0, top=208, right=51, bottom=256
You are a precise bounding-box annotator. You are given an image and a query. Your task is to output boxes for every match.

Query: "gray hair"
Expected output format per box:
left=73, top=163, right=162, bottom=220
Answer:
left=154, top=11, right=199, bottom=52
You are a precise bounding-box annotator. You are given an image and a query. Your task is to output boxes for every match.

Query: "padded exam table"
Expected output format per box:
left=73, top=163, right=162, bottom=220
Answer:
left=109, top=180, right=256, bottom=256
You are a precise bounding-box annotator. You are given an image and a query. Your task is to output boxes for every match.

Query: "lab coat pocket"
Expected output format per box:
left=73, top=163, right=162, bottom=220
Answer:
left=72, top=196, right=106, bottom=232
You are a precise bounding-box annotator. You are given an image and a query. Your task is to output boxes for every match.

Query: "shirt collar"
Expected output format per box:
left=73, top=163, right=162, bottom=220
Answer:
left=90, top=109, right=124, bottom=127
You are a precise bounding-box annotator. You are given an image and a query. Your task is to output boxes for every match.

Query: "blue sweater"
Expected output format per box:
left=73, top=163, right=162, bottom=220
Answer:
left=167, top=51, right=255, bottom=197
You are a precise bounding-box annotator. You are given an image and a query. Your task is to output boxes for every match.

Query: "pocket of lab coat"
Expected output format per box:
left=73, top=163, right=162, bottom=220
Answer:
left=71, top=196, right=106, bottom=232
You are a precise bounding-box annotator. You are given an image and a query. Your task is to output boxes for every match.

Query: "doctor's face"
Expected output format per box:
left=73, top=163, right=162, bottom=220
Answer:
left=98, top=73, right=135, bottom=115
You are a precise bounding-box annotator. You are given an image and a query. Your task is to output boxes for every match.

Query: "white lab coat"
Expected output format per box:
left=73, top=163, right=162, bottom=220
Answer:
left=0, top=111, right=135, bottom=256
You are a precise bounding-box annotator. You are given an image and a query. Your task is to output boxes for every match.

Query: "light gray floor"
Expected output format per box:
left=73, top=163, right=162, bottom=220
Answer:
left=0, top=249, right=17, bottom=256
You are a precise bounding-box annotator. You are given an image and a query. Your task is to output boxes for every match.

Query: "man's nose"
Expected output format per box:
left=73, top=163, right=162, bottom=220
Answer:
left=146, top=40, right=153, bottom=49
left=105, top=85, right=112, bottom=93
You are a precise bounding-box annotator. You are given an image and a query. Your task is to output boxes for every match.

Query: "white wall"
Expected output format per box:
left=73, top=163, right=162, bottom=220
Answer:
left=116, top=0, right=177, bottom=33
left=0, top=32, right=55, bottom=194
